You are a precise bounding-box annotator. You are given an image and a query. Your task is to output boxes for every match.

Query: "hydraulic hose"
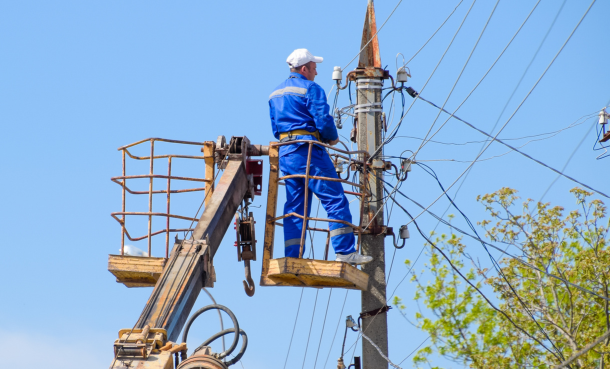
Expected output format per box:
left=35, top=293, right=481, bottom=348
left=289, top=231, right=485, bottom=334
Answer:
left=194, top=328, right=248, bottom=366
left=182, top=304, right=240, bottom=360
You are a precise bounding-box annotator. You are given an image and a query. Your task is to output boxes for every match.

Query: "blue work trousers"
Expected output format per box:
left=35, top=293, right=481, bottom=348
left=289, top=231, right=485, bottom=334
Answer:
left=280, top=144, right=356, bottom=258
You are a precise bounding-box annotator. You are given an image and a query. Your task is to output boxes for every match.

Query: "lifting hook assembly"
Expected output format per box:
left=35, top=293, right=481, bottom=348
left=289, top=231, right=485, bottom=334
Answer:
left=234, top=212, right=257, bottom=297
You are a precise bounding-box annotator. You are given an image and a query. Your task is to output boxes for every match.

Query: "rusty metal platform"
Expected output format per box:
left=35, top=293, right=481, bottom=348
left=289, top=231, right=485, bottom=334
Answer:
left=108, top=254, right=167, bottom=288
left=261, top=257, right=368, bottom=290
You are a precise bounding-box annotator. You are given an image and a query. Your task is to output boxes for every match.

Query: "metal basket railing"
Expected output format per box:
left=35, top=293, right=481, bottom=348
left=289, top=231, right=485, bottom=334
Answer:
left=111, top=138, right=215, bottom=258
left=269, top=139, right=370, bottom=259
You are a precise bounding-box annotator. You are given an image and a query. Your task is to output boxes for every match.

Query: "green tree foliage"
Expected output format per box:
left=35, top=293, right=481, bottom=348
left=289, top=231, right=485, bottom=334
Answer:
left=393, top=188, right=610, bottom=368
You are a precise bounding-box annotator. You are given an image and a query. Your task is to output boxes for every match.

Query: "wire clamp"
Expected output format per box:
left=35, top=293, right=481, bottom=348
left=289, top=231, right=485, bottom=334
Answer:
left=359, top=306, right=392, bottom=320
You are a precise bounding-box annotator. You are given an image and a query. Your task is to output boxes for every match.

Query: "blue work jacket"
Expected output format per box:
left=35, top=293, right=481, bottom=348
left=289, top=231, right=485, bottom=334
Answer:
left=269, top=73, right=338, bottom=156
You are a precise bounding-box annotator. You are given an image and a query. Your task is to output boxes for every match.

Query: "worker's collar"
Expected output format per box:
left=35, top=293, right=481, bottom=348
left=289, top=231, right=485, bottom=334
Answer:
left=289, top=72, right=308, bottom=80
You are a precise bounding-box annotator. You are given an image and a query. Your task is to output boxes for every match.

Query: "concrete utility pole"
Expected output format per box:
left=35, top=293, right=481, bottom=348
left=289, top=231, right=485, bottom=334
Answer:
left=355, top=1, right=390, bottom=368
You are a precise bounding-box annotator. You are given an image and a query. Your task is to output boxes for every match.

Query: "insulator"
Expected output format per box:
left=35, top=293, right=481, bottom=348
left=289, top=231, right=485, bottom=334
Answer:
left=399, top=225, right=410, bottom=240
left=397, top=67, right=409, bottom=83
left=599, top=109, right=608, bottom=125
left=332, top=66, right=342, bottom=81
left=335, top=161, right=344, bottom=174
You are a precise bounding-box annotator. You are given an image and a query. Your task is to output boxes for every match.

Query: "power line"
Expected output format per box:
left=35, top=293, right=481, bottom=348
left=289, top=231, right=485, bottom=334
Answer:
left=412, top=0, right=501, bottom=160
left=323, top=291, right=349, bottom=369
left=383, top=170, right=569, bottom=362
left=404, top=0, right=464, bottom=65
left=384, top=181, right=610, bottom=303
left=417, top=95, right=609, bottom=199
left=313, top=290, right=333, bottom=369
left=362, top=0, right=478, bottom=231
left=283, top=288, right=304, bottom=369
left=386, top=194, right=565, bottom=362
left=398, top=335, right=430, bottom=365
left=403, top=0, right=599, bottom=227
left=392, top=110, right=596, bottom=147
left=371, top=0, right=543, bottom=162
left=537, top=119, right=598, bottom=204
left=429, top=0, right=568, bottom=230
left=369, top=0, right=479, bottom=162
left=301, top=290, right=320, bottom=369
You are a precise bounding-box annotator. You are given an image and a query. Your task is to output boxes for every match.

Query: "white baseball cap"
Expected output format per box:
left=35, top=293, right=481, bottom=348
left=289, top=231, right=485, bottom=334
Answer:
left=286, top=49, right=323, bottom=68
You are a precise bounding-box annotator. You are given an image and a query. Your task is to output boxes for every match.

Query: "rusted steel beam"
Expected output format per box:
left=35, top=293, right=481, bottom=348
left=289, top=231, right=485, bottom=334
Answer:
left=134, top=159, right=250, bottom=341
left=118, top=137, right=208, bottom=151
left=123, top=149, right=206, bottom=161
left=111, top=212, right=199, bottom=222
left=111, top=178, right=205, bottom=195
left=279, top=174, right=364, bottom=189
left=112, top=174, right=211, bottom=183
left=122, top=228, right=194, bottom=242
left=121, top=149, right=126, bottom=255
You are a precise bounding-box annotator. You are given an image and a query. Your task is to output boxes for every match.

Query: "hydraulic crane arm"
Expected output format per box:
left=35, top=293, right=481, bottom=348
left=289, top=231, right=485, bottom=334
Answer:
left=111, top=136, right=266, bottom=369
left=134, top=158, right=250, bottom=342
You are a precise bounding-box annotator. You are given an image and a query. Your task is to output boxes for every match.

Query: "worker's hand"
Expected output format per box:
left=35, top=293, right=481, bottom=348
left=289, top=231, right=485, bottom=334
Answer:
left=328, top=138, right=340, bottom=146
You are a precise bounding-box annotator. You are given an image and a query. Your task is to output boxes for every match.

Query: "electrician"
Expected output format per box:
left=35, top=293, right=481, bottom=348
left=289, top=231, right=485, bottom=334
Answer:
left=268, top=49, right=372, bottom=265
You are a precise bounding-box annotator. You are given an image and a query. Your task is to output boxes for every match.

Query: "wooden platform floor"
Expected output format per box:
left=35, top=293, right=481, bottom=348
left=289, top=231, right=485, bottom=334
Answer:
left=261, top=257, right=369, bottom=290
left=108, top=254, right=167, bottom=288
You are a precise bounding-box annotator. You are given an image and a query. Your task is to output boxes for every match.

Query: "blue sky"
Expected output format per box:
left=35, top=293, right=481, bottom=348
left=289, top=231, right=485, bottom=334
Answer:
left=1, top=1, right=608, bottom=368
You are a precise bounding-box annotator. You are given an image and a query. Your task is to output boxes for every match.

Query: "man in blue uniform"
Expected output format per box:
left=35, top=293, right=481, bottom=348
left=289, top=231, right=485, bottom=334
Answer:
left=268, top=48, right=372, bottom=265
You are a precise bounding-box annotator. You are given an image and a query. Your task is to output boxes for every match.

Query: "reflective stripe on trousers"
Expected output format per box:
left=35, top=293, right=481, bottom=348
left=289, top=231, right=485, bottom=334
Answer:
left=280, top=144, right=356, bottom=258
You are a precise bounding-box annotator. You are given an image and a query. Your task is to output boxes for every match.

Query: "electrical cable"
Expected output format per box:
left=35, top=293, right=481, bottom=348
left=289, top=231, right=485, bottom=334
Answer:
left=429, top=0, right=569, bottom=231
left=369, top=0, right=479, bottom=163
left=404, top=0, right=602, bottom=228
left=392, top=110, right=597, bottom=146
left=323, top=290, right=349, bottom=369
left=301, top=289, right=320, bottom=369
left=537, top=119, right=598, bottom=204
left=398, top=335, right=430, bottom=365
left=370, top=0, right=542, bottom=162
left=381, top=175, right=567, bottom=363
left=416, top=94, right=609, bottom=199
left=383, top=181, right=610, bottom=302
left=404, top=0, right=464, bottom=66
left=411, top=0, right=501, bottom=161
left=283, top=288, right=305, bottom=369
left=313, top=290, right=333, bottom=369
left=386, top=195, right=565, bottom=362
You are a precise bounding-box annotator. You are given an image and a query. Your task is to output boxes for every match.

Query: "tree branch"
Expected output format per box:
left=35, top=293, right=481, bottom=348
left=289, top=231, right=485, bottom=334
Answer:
left=554, top=329, right=610, bottom=369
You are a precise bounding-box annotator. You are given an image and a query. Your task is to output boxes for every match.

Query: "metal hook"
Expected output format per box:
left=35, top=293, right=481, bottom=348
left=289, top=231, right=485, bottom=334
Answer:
left=242, top=259, right=255, bottom=297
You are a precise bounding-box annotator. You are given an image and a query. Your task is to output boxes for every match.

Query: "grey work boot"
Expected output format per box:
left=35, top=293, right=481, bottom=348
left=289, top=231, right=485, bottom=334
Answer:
left=335, top=252, right=373, bottom=265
